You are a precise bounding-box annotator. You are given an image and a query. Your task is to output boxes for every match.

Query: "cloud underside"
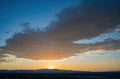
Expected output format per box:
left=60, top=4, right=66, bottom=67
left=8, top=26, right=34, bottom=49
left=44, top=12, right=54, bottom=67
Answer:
left=0, top=0, right=120, bottom=60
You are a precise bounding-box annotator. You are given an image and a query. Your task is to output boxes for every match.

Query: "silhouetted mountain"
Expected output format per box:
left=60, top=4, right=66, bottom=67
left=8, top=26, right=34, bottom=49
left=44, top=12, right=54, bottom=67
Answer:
left=0, top=69, right=120, bottom=79
left=0, top=69, right=88, bottom=74
left=0, top=69, right=120, bottom=73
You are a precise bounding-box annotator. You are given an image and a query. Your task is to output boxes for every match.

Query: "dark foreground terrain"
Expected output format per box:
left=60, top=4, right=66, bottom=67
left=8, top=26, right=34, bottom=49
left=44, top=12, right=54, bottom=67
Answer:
left=0, top=69, right=120, bottom=79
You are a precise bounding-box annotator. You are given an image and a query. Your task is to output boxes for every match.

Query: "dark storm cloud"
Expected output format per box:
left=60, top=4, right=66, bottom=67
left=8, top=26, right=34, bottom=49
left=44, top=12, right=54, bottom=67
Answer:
left=46, top=0, right=120, bottom=41
left=0, top=26, right=77, bottom=60
left=0, top=0, right=120, bottom=60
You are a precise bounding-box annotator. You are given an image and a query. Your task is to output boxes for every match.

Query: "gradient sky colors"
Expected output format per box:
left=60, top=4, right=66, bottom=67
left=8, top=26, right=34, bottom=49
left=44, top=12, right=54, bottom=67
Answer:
left=0, top=0, right=120, bottom=72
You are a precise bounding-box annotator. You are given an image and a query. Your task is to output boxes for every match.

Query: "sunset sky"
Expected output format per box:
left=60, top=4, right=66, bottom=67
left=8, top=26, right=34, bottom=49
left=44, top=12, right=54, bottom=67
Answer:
left=0, top=0, right=120, bottom=72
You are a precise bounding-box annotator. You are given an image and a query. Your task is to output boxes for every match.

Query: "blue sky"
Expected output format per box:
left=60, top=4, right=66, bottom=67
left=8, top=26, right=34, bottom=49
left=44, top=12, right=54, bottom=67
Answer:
left=0, top=0, right=80, bottom=46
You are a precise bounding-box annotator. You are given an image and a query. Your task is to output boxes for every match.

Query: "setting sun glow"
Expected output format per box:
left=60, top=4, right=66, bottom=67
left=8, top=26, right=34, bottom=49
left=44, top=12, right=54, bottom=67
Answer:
left=48, top=66, right=55, bottom=69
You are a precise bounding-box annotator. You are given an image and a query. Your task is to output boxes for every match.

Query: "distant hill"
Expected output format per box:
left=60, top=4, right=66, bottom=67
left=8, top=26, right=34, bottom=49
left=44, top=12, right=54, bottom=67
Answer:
left=0, top=69, right=120, bottom=79
left=0, top=69, right=88, bottom=73
left=0, top=69, right=119, bottom=74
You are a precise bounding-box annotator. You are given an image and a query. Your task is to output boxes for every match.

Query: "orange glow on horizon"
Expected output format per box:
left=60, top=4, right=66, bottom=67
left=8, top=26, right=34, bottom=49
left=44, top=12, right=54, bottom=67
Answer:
left=47, top=66, right=56, bottom=69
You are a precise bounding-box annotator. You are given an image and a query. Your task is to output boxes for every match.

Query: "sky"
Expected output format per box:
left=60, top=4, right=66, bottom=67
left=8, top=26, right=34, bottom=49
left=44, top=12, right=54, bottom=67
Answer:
left=0, top=0, right=120, bottom=72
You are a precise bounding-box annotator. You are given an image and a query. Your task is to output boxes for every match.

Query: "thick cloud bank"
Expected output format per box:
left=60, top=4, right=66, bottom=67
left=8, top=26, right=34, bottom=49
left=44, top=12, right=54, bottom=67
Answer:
left=0, top=0, right=120, bottom=60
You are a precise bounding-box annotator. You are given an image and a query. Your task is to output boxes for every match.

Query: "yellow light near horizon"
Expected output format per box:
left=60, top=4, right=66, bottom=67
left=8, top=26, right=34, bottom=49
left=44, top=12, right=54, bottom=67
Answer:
left=48, top=66, right=55, bottom=69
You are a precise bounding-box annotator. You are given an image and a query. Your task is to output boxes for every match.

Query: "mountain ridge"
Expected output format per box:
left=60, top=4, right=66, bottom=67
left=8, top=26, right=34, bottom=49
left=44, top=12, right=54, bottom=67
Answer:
left=0, top=69, right=119, bottom=73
